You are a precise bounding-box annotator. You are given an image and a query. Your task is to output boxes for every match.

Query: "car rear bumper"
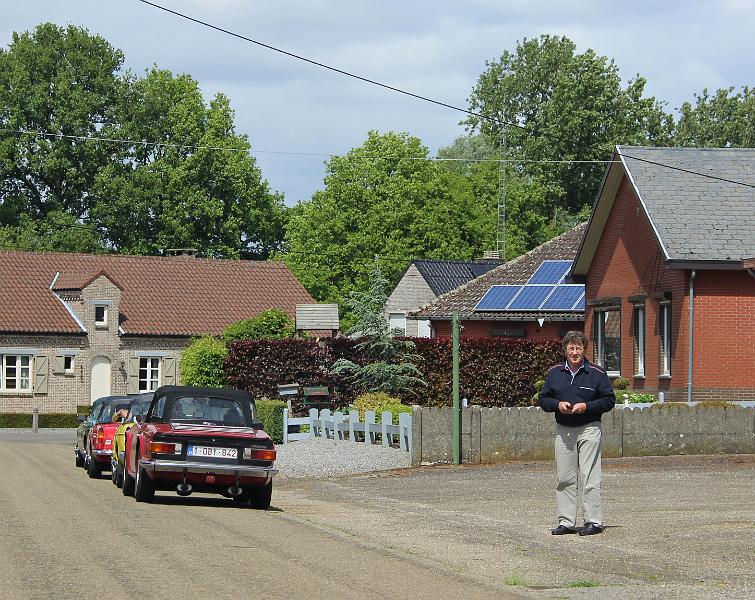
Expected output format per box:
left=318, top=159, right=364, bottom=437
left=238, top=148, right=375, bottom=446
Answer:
left=139, top=459, right=278, bottom=480
left=92, top=449, right=113, bottom=458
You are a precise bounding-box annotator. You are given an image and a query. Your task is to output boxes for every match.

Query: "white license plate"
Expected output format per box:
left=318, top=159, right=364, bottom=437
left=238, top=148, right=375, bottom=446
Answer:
left=188, top=445, right=237, bottom=459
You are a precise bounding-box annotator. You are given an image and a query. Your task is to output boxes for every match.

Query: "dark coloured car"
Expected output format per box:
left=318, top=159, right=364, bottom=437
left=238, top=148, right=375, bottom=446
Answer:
left=123, top=386, right=277, bottom=508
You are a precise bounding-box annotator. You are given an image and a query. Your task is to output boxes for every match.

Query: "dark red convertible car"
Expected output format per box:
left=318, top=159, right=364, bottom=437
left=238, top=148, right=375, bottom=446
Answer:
left=122, top=386, right=277, bottom=508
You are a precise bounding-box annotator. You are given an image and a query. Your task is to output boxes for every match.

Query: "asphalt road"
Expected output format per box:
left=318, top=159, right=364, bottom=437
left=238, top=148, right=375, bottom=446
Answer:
left=1, top=431, right=753, bottom=600
left=0, top=431, right=520, bottom=600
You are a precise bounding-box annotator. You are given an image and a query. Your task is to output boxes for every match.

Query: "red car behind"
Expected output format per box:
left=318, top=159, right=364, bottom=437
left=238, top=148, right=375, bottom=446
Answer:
left=85, top=397, right=131, bottom=478
left=123, top=385, right=277, bottom=509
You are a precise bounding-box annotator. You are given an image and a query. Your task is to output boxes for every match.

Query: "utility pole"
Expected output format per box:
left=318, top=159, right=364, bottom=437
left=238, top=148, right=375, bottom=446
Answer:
left=496, top=124, right=506, bottom=259
left=452, top=311, right=460, bottom=465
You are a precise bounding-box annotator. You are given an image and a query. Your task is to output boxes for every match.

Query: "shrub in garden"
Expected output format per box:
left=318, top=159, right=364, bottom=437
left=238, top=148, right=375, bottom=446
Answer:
left=353, top=392, right=412, bottom=424
left=612, top=377, right=630, bottom=390
left=179, top=336, right=228, bottom=387
left=0, top=413, right=32, bottom=427
left=38, top=413, right=79, bottom=428
left=223, top=309, right=295, bottom=342
left=330, top=263, right=426, bottom=396
left=256, top=398, right=286, bottom=443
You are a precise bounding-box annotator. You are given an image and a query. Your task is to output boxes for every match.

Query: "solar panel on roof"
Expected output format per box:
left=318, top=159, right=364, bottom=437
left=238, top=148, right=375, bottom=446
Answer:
left=528, top=260, right=572, bottom=284
left=508, top=285, right=555, bottom=310
left=541, top=285, right=584, bottom=310
left=572, top=293, right=585, bottom=311
left=474, top=285, right=522, bottom=311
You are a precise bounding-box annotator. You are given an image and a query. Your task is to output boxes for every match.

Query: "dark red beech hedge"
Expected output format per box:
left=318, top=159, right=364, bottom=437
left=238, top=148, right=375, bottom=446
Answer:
left=225, top=337, right=562, bottom=409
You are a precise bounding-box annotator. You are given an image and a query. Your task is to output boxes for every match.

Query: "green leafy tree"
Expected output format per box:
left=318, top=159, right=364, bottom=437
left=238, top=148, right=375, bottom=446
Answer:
left=92, top=68, right=286, bottom=258
left=0, top=22, right=124, bottom=228
left=179, top=335, right=228, bottom=388
left=673, top=86, right=755, bottom=147
left=0, top=210, right=102, bottom=252
left=223, top=309, right=296, bottom=342
left=465, top=35, right=673, bottom=216
left=330, top=264, right=425, bottom=396
left=437, top=134, right=564, bottom=258
left=283, top=131, right=493, bottom=315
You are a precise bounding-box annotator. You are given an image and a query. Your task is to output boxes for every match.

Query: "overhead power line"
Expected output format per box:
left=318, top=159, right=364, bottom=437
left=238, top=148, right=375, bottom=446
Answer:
left=0, top=128, right=622, bottom=165
left=134, top=1, right=755, bottom=190
left=3, top=127, right=753, bottom=188
left=135, top=0, right=616, bottom=156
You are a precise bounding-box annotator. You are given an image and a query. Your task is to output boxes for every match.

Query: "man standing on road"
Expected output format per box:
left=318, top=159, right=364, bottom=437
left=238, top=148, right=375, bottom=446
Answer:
left=538, top=331, right=615, bottom=536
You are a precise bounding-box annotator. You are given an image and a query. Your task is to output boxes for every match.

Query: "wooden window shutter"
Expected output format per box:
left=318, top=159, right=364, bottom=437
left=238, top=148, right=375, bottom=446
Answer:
left=163, top=357, right=176, bottom=386
left=34, top=356, right=48, bottom=394
left=127, top=357, right=140, bottom=394
left=52, top=355, right=65, bottom=375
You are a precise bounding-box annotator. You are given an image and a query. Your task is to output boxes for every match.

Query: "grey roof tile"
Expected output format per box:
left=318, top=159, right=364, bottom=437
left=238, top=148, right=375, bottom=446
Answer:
left=412, top=224, right=587, bottom=319
left=618, top=146, right=755, bottom=262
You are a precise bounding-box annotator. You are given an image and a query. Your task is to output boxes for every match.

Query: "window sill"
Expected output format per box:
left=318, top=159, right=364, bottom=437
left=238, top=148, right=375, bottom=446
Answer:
left=633, top=374, right=645, bottom=379
left=658, top=374, right=672, bottom=380
left=607, top=371, right=621, bottom=378
left=95, top=324, right=109, bottom=330
left=0, top=390, right=33, bottom=395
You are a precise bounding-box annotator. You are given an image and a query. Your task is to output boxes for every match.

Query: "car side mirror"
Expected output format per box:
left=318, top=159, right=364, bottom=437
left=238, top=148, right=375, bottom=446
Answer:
left=134, top=415, right=142, bottom=423
left=251, top=421, right=264, bottom=430
left=76, top=414, right=86, bottom=423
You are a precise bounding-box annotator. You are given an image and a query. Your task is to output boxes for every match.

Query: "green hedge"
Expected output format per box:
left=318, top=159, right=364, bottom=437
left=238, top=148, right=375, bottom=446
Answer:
left=77, top=404, right=91, bottom=414
left=256, top=399, right=286, bottom=443
left=0, top=413, right=78, bottom=428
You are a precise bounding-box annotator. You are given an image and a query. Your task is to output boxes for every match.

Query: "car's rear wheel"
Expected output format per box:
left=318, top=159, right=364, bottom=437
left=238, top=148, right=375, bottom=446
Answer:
left=232, top=488, right=252, bottom=507
left=86, top=452, right=101, bottom=478
left=114, top=461, right=124, bottom=488
left=122, top=468, right=135, bottom=496
left=110, top=460, right=118, bottom=484
left=75, top=447, right=85, bottom=468
left=249, top=481, right=272, bottom=510
left=134, top=464, right=155, bottom=502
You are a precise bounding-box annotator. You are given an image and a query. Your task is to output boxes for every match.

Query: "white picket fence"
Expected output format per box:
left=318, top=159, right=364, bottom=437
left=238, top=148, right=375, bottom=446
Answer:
left=282, top=408, right=412, bottom=456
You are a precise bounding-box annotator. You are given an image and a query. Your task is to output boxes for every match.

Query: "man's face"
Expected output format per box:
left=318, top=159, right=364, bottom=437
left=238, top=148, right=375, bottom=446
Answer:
left=565, top=343, right=585, bottom=369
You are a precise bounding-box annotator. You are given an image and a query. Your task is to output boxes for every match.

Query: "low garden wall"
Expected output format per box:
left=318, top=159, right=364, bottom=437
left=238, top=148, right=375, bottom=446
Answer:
left=410, top=404, right=755, bottom=465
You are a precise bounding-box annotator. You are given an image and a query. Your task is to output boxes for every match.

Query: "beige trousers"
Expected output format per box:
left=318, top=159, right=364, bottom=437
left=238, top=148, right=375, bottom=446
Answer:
left=554, top=422, right=603, bottom=528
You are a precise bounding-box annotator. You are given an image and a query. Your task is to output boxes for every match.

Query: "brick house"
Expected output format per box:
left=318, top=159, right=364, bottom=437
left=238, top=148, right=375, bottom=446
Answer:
left=385, top=259, right=500, bottom=336
left=0, top=251, right=316, bottom=412
left=411, top=224, right=586, bottom=339
left=571, top=146, right=755, bottom=401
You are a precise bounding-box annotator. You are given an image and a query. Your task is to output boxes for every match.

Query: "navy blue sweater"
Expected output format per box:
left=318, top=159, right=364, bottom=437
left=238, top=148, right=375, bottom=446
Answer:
left=538, top=359, right=616, bottom=427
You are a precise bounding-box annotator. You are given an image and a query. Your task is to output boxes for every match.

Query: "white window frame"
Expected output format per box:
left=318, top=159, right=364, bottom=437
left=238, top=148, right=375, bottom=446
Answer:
left=389, top=312, right=407, bottom=336
left=633, top=304, right=645, bottom=377
left=594, top=307, right=621, bottom=377
left=138, top=357, right=161, bottom=392
left=1, top=353, right=33, bottom=392
left=659, top=300, right=671, bottom=377
left=94, top=303, right=109, bottom=328
left=417, top=318, right=432, bottom=338
left=63, top=355, right=75, bottom=374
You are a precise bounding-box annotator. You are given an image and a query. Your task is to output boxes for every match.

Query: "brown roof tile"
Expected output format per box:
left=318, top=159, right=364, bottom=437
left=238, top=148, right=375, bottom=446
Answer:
left=0, top=251, right=315, bottom=336
left=412, top=224, right=587, bottom=320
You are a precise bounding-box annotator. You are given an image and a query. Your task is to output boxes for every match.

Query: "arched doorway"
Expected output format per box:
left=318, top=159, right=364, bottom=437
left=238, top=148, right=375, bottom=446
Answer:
left=90, top=356, right=112, bottom=403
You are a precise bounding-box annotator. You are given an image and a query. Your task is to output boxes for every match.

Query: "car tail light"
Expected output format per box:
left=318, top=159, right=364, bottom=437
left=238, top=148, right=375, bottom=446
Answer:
left=244, top=448, right=276, bottom=461
left=150, top=442, right=182, bottom=455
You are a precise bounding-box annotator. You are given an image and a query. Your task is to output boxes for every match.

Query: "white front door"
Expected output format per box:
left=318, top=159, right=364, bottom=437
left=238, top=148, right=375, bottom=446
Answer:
left=90, top=356, right=112, bottom=403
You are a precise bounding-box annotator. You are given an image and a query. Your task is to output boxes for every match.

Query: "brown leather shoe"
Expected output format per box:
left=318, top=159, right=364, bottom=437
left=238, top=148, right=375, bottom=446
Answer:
left=579, top=522, right=603, bottom=536
left=551, top=525, right=578, bottom=535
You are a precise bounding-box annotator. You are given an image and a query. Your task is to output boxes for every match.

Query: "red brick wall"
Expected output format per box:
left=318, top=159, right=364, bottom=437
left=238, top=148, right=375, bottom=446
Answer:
left=431, top=319, right=567, bottom=340
left=692, top=270, right=755, bottom=391
left=585, top=175, right=755, bottom=401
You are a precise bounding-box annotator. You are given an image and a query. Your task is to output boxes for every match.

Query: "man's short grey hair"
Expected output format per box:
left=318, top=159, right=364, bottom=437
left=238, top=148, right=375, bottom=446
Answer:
left=562, top=330, right=588, bottom=349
